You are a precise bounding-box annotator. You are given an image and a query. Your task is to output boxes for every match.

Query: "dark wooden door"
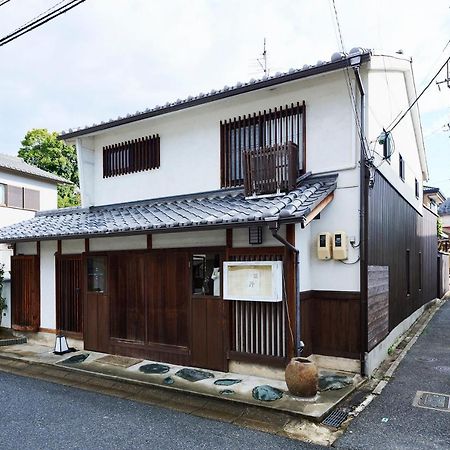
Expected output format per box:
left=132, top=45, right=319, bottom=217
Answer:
left=190, top=251, right=226, bottom=371
left=56, top=255, right=83, bottom=335
left=84, top=256, right=109, bottom=353
left=11, top=255, right=40, bottom=331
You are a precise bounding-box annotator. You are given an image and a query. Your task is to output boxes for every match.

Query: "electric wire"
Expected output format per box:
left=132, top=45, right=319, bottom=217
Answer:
left=387, top=55, right=450, bottom=132
left=0, top=0, right=86, bottom=47
left=0, top=0, right=11, bottom=7
left=330, top=0, right=371, bottom=161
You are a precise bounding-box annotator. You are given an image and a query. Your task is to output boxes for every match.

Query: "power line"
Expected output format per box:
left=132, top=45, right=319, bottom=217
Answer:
left=0, top=0, right=12, bottom=7
left=0, top=0, right=86, bottom=48
left=330, top=0, right=370, bottom=160
left=388, top=55, right=450, bottom=132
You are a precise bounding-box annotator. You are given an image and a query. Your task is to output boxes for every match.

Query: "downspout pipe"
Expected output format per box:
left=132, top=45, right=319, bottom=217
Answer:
left=353, top=64, right=368, bottom=377
left=268, top=221, right=304, bottom=356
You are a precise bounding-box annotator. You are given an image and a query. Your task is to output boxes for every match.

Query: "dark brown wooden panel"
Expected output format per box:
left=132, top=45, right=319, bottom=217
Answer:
left=11, top=255, right=40, bottom=331
left=56, top=255, right=83, bottom=334
left=147, top=251, right=189, bottom=347
left=368, top=171, right=438, bottom=332
left=300, top=290, right=360, bottom=358
left=109, top=253, right=146, bottom=342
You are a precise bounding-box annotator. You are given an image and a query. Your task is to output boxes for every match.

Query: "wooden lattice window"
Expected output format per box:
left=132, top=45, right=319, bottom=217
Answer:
left=103, top=134, right=160, bottom=178
left=220, top=102, right=305, bottom=188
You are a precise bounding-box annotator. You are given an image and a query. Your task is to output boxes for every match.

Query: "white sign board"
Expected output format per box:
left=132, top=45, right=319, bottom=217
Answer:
left=223, top=261, right=283, bottom=302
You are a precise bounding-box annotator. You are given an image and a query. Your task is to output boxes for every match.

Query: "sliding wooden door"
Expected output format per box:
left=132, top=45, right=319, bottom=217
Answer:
left=56, top=255, right=83, bottom=335
left=11, top=255, right=40, bottom=331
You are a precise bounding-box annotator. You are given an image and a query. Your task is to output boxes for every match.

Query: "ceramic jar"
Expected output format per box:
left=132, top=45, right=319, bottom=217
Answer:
left=285, top=357, right=318, bottom=397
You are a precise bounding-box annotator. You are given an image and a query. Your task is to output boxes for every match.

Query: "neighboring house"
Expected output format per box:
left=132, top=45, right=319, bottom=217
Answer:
left=423, top=185, right=445, bottom=215
left=0, top=48, right=440, bottom=377
left=0, top=153, right=68, bottom=327
left=438, top=197, right=450, bottom=234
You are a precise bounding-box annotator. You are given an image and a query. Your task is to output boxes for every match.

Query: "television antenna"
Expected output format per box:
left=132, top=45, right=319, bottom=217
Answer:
left=257, top=38, right=269, bottom=76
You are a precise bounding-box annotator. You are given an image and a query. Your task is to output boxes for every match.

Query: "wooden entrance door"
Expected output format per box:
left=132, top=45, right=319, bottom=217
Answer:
left=11, top=255, right=40, bottom=331
left=84, top=255, right=109, bottom=353
left=190, top=251, right=226, bottom=371
left=56, top=255, right=83, bottom=335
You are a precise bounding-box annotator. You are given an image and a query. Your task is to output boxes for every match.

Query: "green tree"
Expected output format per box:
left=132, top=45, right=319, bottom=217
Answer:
left=18, top=129, right=80, bottom=208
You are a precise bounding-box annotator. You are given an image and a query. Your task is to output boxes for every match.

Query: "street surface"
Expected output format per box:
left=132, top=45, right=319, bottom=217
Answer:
left=336, top=300, right=450, bottom=450
left=0, top=370, right=321, bottom=450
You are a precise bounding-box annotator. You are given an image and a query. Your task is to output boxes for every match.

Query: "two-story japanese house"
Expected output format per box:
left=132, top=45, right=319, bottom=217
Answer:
left=0, top=48, right=439, bottom=377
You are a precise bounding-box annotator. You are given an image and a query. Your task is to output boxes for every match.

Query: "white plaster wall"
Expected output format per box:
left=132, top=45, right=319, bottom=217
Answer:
left=1, top=279, right=11, bottom=329
left=296, top=223, right=312, bottom=292
left=0, top=170, right=58, bottom=214
left=61, top=239, right=85, bottom=254
left=309, top=186, right=361, bottom=291
left=16, top=241, right=37, bottom=255
left=89, top=235, right=147, bottom=252
left=74, top=70, right=358, bottom=207
left=40, top=241, right=57, bottom=330
left=366, top=58, right=424, bottom=212
left=153, top=230, right=226, bottom=249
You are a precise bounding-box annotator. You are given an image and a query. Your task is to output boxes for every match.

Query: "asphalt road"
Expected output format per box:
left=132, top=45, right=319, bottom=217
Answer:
left=336, top=300, right=450, bottom=450
left=0, top=371, right=321, bottom=450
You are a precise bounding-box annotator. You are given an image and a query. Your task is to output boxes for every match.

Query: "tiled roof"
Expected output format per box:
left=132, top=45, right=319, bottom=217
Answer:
left=0, top=153, right=70, bottom=184
left=423, top=186, right=440, bottom=194
left=60, top=48, right=371, bottom=140
left=0, top=174, right=337, bottom=242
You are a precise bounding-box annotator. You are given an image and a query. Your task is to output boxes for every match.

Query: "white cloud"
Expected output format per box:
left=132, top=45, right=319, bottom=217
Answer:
left=0, top=0, right=449, bottom=157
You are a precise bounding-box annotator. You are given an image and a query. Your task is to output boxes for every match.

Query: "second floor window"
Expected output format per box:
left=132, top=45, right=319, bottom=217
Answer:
left=399, top=154, right=405, bottom=181
left=103, top=134, right=160, bottom=178
left=220, top=102, right=305, bottom=187
left=0, top=184, right=40, bottom=211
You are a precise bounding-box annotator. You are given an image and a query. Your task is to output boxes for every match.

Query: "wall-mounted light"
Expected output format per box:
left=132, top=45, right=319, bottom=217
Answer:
left=249, top=226, right=263, bottom=245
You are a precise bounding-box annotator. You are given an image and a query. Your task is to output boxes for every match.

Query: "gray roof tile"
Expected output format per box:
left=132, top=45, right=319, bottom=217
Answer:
left=0, top=174, right=337, bottom=242
left=0, top=153, right=70, bottom=184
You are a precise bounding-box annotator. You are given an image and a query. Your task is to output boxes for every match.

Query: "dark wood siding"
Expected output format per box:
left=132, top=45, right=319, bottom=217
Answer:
left=368, top=171, right=438, bottom=332
left=300, top=291, right=360, bottom=359
left=11, top=255, right=40, bottom=331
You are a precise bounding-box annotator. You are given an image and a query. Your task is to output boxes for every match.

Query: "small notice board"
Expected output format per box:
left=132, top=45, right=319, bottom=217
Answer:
left=222, top=261, right=283, bottom=302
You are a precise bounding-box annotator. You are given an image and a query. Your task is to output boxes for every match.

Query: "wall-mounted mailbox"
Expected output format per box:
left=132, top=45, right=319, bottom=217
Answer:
left=317, top=232, right=332, bottom=260
left=333, top=231, right=348, bottom=260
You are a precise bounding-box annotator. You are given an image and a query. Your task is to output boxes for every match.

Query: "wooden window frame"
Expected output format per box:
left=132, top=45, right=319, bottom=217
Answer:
left=103, top=134, right=160, bottom=178
left=220, top=102, right=306, bottom=188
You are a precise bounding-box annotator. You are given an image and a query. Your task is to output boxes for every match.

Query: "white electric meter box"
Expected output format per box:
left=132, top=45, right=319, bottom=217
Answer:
left=333, top=231, right=348, bottom=260
left=223, top=261, right=283, bottom=302
left=317, top=232, right=332, bottom=260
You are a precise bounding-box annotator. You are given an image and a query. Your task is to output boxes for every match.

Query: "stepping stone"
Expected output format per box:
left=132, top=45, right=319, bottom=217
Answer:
left=139, top=363, right=170, bottom=375
left=214, top=379, right=242, bottom=386
left=252, top=385, right=284, bottom=402
left=319, top=374, right=353, bottom=391
left=175, top=368, right=214, bottom=382
left=163, top=377, right=175, bottom=385
left=63, top=353, right=89, bottom=364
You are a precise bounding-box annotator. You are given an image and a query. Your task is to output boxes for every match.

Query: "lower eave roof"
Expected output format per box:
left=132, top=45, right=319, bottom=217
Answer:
left=0, top=174, right=337, bottom=243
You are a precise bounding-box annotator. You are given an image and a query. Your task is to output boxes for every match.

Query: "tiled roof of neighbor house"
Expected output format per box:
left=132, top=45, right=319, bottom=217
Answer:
left=423, top=186, right=440, bottom=194
left=438, top=198, right=450, bottom=216
left=0, top=174, right=337, bottom=242
left=60, top=48, right=371, bottom=140
left=0, top=153, right=70, bottom=184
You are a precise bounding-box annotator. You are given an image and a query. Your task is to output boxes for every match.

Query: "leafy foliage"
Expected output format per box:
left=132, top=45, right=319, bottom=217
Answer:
left=437, top=218, right=443, bottom=238
left=18, top=129, right=80, bottom=207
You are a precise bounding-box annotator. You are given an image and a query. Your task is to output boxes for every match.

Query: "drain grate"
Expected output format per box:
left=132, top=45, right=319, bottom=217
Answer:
left=321, top=409, right=349, bottom=428
left=413, top=391, right=450, bottom=412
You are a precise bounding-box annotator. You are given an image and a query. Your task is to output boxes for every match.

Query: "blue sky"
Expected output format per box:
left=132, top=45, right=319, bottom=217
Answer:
left=0, top=0, right=448, bottom=193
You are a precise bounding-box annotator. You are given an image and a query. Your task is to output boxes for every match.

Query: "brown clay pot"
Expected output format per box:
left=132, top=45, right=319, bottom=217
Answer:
left=285, top=357, right=318, bottom=397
